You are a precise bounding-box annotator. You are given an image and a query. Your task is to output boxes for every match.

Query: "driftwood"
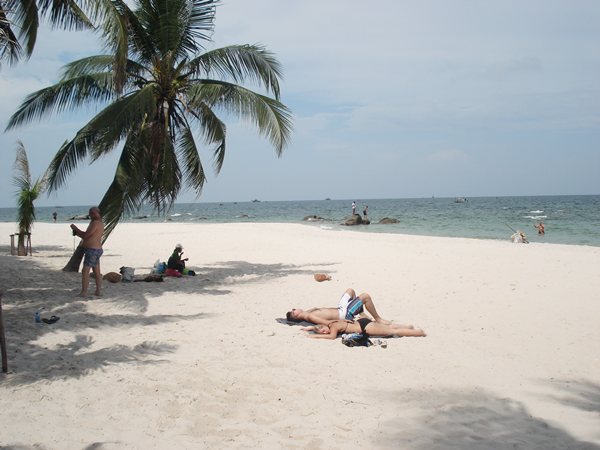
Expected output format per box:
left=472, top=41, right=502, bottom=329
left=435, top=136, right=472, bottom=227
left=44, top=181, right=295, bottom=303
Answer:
left=0, top=293, right=7, bottom=373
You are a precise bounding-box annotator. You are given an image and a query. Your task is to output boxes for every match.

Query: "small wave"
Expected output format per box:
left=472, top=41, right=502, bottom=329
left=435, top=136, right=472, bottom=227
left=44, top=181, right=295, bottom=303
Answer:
left=170, top=213, right=182, bottom=217
left=320, top=225, right=333, bottom=230
left=524, top=215, right=547, bottom=220
left=529, top=210, right=544, bottom=214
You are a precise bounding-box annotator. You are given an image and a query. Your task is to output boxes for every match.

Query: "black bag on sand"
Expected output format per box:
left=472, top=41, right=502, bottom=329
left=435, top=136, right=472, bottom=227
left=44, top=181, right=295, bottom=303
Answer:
left=341, top=333, right=372, bottom=347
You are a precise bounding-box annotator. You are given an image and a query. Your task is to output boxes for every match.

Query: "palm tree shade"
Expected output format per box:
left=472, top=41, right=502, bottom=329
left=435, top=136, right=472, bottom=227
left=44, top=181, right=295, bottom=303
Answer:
left=7, top=0, right=293, bottom=271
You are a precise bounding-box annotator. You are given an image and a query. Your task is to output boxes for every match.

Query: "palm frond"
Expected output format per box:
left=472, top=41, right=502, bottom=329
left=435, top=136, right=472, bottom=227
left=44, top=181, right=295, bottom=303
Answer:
left=12, top=140, right=32, bottom=191
left=10, top=0, right=39, bottom=57
left=37, top=0, right=93, bottom=30
left=176, top=0, right=217, bottom=56
left=180, top=99, right=226, bottom=172
left=0, top=4, right=25, bottom=64
left=187, top=81, right=293, bottom=156
left=45, top=85, right=158, bottom=191
left=187, top=44, right=282, bottom=98
left=12, top=140, right=45, bottom=233
left=6, top=72, right=115, bottom=130
left=176, top=124, right=206, bottom=194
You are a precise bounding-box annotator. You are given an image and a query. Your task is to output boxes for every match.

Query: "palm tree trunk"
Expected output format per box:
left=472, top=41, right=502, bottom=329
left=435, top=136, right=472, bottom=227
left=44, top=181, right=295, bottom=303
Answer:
left=62, top=242, right=85, bottom=272
left=0, top=293, right=8, bottom=373
left=17, top=233, right=26, bottom=256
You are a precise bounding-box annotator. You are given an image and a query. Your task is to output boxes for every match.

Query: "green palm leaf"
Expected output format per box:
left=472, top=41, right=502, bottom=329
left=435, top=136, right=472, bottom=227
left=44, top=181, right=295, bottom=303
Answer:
left=12, top=140, right=46, bottom=234
left=9, top=0, right=293, bottom=269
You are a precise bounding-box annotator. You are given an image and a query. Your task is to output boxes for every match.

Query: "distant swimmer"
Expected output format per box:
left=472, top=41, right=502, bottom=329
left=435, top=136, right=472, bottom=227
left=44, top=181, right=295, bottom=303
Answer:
left=535, top=221, right=545, bottom=235
left=352, top=201, right=356, bottom=215
left=363, top=205, right=368, bottom=217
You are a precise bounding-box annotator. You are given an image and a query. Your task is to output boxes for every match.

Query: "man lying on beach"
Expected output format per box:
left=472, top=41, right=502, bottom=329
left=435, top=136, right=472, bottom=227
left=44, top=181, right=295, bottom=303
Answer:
left=286, top=288, right=411, bottom=328
left=301, top=319, right=426, bottom=339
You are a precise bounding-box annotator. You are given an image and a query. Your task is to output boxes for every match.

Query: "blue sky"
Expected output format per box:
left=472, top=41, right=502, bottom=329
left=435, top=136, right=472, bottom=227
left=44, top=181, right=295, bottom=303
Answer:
left=1, top=0, right=599, bottom=208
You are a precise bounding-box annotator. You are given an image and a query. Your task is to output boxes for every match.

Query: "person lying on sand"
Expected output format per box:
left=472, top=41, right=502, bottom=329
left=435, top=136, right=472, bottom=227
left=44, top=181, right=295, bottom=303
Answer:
left=286, top=288, right=409, bottom=327
left=301, top=319, right=426, bottom=339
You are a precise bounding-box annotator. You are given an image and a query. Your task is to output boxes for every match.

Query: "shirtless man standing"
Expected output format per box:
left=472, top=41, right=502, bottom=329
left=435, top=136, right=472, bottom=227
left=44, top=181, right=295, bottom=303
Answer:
left=70, top=207, right=104, bottom=297
left=286, top=288, right=413, bottom=328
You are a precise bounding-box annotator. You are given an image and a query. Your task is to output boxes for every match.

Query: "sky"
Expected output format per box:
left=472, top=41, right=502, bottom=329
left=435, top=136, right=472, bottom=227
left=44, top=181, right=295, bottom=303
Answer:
left=1, top=0, right=599, bottom=208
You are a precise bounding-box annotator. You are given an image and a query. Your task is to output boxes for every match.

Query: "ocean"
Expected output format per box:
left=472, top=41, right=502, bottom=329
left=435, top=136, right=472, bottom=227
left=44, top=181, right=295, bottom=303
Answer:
left=1, top=195, right=599, bottom=247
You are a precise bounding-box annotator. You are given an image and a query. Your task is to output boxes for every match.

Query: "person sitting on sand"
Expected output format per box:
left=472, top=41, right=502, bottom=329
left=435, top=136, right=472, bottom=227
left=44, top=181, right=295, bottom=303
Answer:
left=166, top=244, right=188, bottom=276
left=511, top=231, right=529, bottom=244
left=301, top=319, right=426, bottom=339
left=286, top=288, right=404, bottom=327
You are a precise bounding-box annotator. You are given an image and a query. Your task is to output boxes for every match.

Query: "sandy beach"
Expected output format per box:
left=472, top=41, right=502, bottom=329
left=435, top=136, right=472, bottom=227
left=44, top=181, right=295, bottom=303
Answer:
left=1, top=221, right=599, bottom=449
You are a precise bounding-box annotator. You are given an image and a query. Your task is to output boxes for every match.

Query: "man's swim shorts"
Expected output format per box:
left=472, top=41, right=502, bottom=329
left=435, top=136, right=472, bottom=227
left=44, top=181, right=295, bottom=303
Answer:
left=83, top=248, right=103, bottom=267
left=338, top=293, right=364, bottom=320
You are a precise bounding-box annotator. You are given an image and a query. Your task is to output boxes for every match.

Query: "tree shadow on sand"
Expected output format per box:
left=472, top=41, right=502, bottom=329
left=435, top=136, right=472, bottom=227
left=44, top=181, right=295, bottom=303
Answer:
left=0, top=251, right=337, bottom=386
left=374, top=388, right=600, bottom=450
left=542, top=379, right=600, bottom=414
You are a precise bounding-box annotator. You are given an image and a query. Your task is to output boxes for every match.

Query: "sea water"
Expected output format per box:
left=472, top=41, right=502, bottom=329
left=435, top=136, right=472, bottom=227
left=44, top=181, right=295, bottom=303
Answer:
left=1, top=195, right=599, bottom=247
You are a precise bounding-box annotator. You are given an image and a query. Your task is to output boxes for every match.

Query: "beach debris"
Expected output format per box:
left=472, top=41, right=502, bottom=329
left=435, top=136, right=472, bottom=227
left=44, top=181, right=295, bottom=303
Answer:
left=314, top=273, right=331, bottom=282
left=41, top=315, right=60, bottom=325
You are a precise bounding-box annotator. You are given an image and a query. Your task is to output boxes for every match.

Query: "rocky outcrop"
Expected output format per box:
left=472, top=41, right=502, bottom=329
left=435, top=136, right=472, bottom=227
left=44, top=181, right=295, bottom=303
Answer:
left=378, top=217, right=399, bottom=224
left=343, top=214, right=370, bottom=226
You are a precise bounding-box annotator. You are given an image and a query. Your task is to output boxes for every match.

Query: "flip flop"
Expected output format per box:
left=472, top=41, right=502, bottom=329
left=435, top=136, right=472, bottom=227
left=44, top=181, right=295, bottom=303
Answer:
left=42, top=315, right=60, bottom=324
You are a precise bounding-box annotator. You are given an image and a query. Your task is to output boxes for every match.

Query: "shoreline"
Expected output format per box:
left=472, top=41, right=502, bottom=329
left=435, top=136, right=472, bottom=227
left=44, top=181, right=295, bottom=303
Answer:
left=1, top=222, right=599, bottom=448
left=1, top=194, right=599, bottom=248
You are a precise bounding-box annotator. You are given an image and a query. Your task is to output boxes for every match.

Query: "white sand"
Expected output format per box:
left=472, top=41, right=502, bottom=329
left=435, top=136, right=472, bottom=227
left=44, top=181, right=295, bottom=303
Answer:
left=1, top=222, right=599, bottom=449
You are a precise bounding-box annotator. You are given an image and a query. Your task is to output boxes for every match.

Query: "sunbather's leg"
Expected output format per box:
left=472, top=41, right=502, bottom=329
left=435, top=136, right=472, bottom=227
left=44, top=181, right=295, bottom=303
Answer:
left=357, top=292, right=397, bottom=325
left=364, top=321, right=426, bottom=337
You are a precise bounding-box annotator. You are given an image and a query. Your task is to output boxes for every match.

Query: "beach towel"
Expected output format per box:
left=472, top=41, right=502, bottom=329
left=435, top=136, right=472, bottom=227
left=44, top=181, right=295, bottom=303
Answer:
left=275, top=318, right=313, bottom=327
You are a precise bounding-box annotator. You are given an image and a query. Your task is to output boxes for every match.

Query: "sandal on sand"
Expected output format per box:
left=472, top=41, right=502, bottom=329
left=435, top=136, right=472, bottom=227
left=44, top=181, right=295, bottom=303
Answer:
left=42, top=315, right=60, bottom=324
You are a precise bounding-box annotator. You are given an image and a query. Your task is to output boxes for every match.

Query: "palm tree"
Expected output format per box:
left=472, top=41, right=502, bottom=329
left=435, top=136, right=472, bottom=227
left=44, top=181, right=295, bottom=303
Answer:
left=0, top=0, right=94, bottom=68
left=12, top=140, right=46, bottom=255
left=6, top=0, right=293, bottom=271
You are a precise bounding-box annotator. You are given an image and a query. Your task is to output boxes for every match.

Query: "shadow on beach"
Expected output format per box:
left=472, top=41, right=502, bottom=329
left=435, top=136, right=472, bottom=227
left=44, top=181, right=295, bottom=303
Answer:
left=374, top=387, right=600, bottom=450
left=0, top=246, right=329, bottom=386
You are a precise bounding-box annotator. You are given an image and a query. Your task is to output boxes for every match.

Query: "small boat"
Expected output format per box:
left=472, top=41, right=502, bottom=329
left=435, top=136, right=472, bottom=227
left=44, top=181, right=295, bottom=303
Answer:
left=252, top=199, right=260, bottom=203
left=454, top=197, right=467, bottom=203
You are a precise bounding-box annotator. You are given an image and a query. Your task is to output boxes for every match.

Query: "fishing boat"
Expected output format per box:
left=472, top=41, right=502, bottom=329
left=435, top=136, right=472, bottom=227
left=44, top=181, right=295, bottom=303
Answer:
left=454, top=197, right=467, bottom=203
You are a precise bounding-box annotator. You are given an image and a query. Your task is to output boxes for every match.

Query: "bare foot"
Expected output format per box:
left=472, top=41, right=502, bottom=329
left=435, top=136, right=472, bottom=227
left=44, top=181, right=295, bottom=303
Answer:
left=77, top=292, right=87, bottom=298
left=94, top=292, right=102, bottom=297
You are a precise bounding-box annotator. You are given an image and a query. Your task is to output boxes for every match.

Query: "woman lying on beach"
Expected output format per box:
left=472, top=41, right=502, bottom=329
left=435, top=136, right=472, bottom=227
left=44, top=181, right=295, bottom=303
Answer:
left=301, top=318, right=426, bottom=339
